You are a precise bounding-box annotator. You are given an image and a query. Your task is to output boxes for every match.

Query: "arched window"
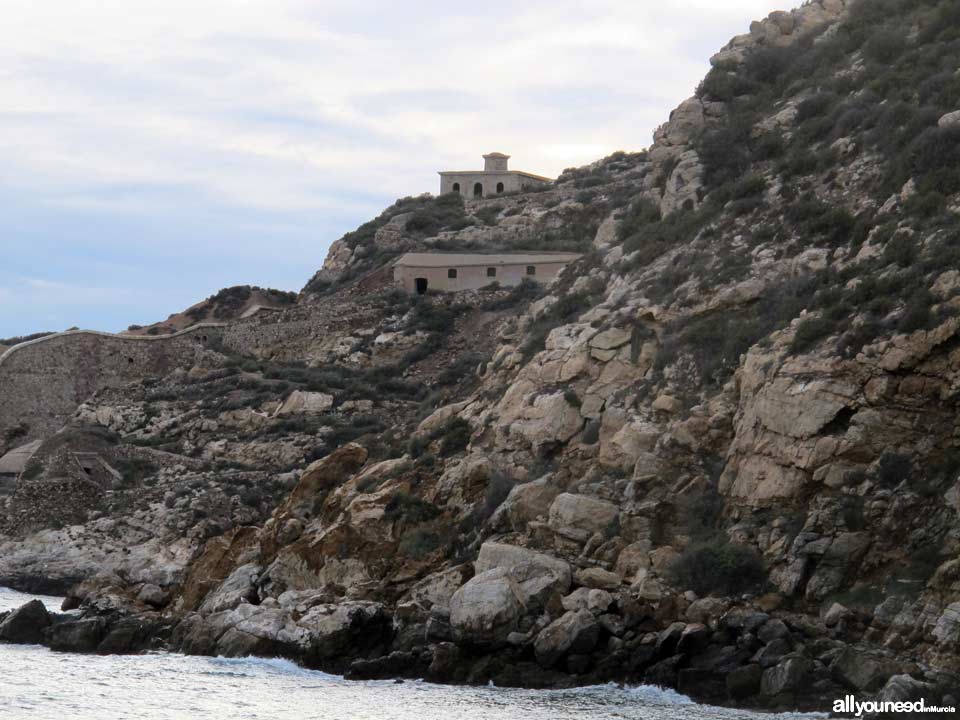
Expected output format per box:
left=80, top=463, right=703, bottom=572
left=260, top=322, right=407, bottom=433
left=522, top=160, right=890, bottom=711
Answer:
left=473, top=182, right=483, bottom=197
left=448, top=268, right=458, bottom=279
left=487, top=267, right=496, bottom=277
left=452, top=182, right=460, bottom=193
left=526, top=265, right=536, bottom=276
left=496, top=182, right=504, bottom=194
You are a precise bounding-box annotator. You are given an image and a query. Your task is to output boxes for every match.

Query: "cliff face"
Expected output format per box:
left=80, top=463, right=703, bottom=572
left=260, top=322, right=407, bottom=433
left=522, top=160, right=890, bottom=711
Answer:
left=2, top=0, right=960, bottom=711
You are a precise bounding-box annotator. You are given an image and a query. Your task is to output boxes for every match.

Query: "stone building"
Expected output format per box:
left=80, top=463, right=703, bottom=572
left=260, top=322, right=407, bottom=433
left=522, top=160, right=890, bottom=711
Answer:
left=393, top=252, right=581, bottom=294
left=439, top=153, right=552, bottom=197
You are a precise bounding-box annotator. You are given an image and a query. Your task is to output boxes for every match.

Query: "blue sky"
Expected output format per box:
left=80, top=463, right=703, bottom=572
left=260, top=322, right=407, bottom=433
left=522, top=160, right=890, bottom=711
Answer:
left=0, top=0, right=784, bottom=338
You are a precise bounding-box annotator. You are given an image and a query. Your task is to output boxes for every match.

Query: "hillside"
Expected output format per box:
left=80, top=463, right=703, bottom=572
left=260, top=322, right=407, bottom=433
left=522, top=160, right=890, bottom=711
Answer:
left=1, top=0, right=960, bottom=712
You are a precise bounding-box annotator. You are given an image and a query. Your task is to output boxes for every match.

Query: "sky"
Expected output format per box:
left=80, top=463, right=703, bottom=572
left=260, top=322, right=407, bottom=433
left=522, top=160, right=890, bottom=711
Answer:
left=0, top=0, right=786, bottom=338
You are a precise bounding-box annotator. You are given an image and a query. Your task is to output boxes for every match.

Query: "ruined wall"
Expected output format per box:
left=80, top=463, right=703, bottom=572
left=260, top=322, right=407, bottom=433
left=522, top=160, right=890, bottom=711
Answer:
left=0, top=324, right=225, bottom=442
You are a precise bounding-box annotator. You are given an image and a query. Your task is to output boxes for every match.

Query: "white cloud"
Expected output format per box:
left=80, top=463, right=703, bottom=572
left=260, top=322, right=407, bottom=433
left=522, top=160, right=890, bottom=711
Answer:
left=0, top=0, right=787, bottom=335
left=0, top=0, right=784, bottom=208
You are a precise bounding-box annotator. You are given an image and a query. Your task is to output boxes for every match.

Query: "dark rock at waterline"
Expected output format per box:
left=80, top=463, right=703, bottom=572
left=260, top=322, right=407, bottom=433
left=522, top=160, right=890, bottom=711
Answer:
left=677, top=667, right=726, bottom=701
left=46, top=617, right=108, bottom=653
left=0, top=599, right=51, bottom=644
left=346, top=650, right=421, bottom=680
left=60, top=596, right=81, bottom=612
left=427, top=641, right=463, bottom=683
left=644, top=653, right=684, bottom=688
left=97, top=614, right=171, bottom=654
left=0, top=574, right=84, bottom=597
left=726, top=663, right=763, bottom=699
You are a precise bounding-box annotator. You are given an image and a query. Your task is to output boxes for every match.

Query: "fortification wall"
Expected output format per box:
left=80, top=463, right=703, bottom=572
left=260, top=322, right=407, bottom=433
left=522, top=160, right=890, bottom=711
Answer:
left=0, top=324, right=226, bottom=443
left=0, top=295, right=375, bottom=446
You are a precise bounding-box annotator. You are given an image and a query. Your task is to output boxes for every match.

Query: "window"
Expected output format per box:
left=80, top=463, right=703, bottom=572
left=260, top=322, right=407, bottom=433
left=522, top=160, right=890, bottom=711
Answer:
left=486, top=267, right=496, bottom=277
left=448, top=268, right=458, bottom=279
left=473, top=182, right=483, bottom=197
left=496, top=182, right=504, bottom=193
left=452, top=182, right=460, bottom=193
left=526, top=265, right=536, bottom=276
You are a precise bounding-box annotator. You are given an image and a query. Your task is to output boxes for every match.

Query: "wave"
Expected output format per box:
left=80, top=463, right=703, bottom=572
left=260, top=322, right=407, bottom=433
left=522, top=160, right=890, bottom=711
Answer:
left=208, top=655, right=342, bottom=680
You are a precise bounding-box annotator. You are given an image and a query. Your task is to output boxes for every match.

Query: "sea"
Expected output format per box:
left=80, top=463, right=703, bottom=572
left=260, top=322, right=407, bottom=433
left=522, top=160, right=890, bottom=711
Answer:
left=0, top=586, right=822, bottom=720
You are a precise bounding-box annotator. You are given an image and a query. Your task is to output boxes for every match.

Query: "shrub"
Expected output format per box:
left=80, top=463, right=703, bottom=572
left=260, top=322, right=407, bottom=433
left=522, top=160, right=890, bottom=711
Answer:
left=437, top=417, right=471, bottom=457
left=384, top=492, right=440, bottom=523
left=796, top=92, right=840, bottom=124
left=790, top=316, right=835, bottom=354
left=474, top=205, right=503, bottom=226
left=669, top=542, right=767, bottom=596
left=897, top=290, right=934, bottom=333
left=398, top=528, right=441, bottom=559
left=863, top=27, right=907, bottom=64
left=404, top=193, right=466, bottom=236
left=732, top=174, right=767, bottom=199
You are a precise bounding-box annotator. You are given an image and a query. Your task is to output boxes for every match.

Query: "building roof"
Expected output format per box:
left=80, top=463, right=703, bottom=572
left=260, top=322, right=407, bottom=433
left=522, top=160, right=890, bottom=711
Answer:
left=437, top=170, right=553, bottom=182
left=483, top=152, right=510, bottom=158
left=0, top=439, right=42, bottom=475
left=394, top=252, right=581, bottom=268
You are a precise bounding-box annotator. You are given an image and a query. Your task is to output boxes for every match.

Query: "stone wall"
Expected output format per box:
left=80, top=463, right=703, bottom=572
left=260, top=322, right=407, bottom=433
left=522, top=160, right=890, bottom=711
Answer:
left=0, top=324, right=225, bottom=443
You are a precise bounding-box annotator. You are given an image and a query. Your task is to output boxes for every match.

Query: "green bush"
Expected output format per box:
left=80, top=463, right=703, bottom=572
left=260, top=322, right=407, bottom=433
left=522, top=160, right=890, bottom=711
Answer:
left=790, top=316, right=835, bottom=354
left=384, top=492, right=440, bottom=523
left=398, top=528, right=441, bottom=559
left=474, top=205, right=503, bottom=226
left=669, top=541, right=767, bottom=596
left=437, top=417, right=471, bottom=457
left=863, top=27, right=907, bottom=64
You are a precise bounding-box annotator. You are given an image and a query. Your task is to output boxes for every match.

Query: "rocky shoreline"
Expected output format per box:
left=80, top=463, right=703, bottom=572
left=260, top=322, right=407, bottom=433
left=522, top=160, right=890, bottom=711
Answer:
left=1, top=573, right=957, bottom=715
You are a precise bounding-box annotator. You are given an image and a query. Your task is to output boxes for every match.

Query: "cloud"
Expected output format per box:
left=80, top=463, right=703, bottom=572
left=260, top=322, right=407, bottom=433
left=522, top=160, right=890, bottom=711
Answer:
left=0, top=0, right=785, bottom=335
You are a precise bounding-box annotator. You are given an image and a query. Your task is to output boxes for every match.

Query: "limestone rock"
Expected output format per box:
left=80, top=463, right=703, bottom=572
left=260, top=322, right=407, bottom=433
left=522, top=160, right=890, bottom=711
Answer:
left=589, top=328, right=631, bottom=351
left=137, top=583, right=169, bottom=608
left=199, top=563, right=261, bottom=614
left=938, top=110, right=960, bottom=129
left=449, top=568, right=523, bottom=645
left=534, top=609, right=600, bottom=667
left=560, top=587, right=612, bottom=615
left=573, top=567, right=622, bottom=590
left=474, top=541, right=572, bottom=603
left=548, top=493, right=619, bottom=542
left=491, top=476, right=560, bottom=532
left=830, top=647, right=896, bottom=691
left=276, top=390, right=334, bottom=416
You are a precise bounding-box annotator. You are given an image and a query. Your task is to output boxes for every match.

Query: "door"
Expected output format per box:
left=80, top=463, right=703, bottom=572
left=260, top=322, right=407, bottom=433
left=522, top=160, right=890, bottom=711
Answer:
left=415, top=277, right=428, bottom=295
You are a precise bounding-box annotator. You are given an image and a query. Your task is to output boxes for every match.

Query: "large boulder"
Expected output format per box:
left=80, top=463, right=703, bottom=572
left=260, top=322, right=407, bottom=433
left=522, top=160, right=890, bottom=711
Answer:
left=534, top=609, right=600, bottom=667
left=830, top=647, right=896, bottom=692
left=296, top=601, right=390, bottom=662
left=498, top=391, right=584, bottom=452
left=199, top=563, right=261, bottom=614
left=47, top=617, right=109, bottom=653
left=761, top=656, right=813, bottom=696
left=474, top=541, right=572, bottom=603
left=449, top=568, right=524, bottom=645
left=276, top=390, right=334, bottom=416
left=548, top=493, right=619, bottom=542
left=491, top=476, right=561, bottom=532
left=0, top=599, right=51, bottom=644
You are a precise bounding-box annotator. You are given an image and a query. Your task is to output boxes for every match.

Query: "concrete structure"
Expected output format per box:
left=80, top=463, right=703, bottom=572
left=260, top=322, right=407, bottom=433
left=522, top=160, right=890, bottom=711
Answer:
left=439, top=153, right=552, bottom=198
left=0, top=439, right=41, bottom=494
left=393, top=252, right=581, bottom=294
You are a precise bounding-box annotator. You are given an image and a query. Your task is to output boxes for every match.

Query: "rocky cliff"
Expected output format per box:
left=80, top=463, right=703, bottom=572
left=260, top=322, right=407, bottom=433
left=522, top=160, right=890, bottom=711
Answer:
left=2, top=0, right=960, bottom=712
